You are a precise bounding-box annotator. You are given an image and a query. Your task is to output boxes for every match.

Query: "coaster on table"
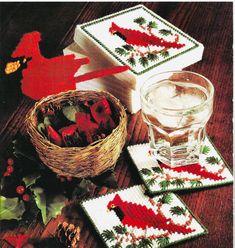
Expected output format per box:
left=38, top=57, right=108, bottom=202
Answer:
left=81, top=185, right=207, bottom=248
left=127, top=137, right=233, bottom=194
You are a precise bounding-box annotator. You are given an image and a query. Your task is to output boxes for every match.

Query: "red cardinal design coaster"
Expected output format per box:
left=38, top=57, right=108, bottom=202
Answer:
left=127, top=137, right=233, bottom=194
left=81, top=185, right=207, bottom=248
left=74, top=4, right=204, bottom=91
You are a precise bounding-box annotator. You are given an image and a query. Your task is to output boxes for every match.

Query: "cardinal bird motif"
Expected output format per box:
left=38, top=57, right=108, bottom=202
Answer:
left=107, top=194, right=194, bottom=234
left=160, top=163, right=225, bottom=181
left=9, top=31, right=129, bottom=100
left=109, top=22, right=185, bottom=49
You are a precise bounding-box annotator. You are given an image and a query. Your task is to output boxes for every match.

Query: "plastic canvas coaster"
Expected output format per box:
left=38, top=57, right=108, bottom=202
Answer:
left=81, top=185, right=207, bottom=248
left=127, top=137, right=233, bottom=194
left=74, top=5, right=204, bottom=90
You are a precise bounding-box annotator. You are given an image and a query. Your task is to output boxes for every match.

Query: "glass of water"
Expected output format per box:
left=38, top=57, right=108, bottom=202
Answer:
left=140, top=71, right=214, bottom=168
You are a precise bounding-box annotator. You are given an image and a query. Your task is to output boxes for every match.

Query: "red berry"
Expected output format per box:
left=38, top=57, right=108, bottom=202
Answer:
left=16, top=185, right=25, bottom=195
left=3, top=172, right=10, bottom=177
left=7, top=158, right=14, bottom=166
left=6, top=165, right=14, bottom=174
left=22, top=194, right=30, bottom=202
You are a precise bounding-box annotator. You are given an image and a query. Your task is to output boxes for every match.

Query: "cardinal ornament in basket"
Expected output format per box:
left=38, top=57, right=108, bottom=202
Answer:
left=37, top=97, right=117, bottom=147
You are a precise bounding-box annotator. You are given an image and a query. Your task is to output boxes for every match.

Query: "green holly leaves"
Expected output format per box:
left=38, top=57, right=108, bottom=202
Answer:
left=206, top=156, right=220, bottom=165
left=113, top=225, right=127, bottom=235
left=159, top=29, right=172, bottom=36
left=200, top=145, right=210, bottom=155
left=115, top=47, right=129, bottom=56
left=170, top=206, right=187, bottom=216
left=158, top=193, right=173, bottom=204
left=0, top=196, right=25, bottom=220
left=157, top=237, right=170, bottom=247
left=134, top=17, right=147, bottom=25
left=101, top=229, right=116, bottom=242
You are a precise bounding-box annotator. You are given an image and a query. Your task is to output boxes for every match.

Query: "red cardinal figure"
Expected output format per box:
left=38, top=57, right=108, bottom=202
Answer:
left=160, top=162, right=225, bottom=181
left=109, top=22, right=185, bottom=49
left=9, top=31, right=129, bottom=100
left=107, top=194, right=194, bottom=234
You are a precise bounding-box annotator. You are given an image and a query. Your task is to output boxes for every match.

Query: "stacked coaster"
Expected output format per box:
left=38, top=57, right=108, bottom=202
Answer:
left=65, top=4, right=204, bottom=113
left=127, top=136, right=233, bottom=194
left=81, top=185, right=207, bottom=248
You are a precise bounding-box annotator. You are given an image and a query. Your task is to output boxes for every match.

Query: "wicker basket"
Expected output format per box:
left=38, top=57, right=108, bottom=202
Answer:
left=26, top=90, right=127, bottom=178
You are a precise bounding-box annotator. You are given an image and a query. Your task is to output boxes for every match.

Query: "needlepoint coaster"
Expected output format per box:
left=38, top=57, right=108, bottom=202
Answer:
left=81, top=185, right=207, bottom=248
left=127, top=137, right=233, bottom=194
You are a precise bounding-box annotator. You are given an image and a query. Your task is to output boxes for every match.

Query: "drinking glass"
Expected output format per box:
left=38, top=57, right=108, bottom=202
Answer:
left=140, top=71, right=214, bottom=167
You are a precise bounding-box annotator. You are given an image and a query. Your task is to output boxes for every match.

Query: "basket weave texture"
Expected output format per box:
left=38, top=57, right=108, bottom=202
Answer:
left=26, top=90, right=127, bottom=178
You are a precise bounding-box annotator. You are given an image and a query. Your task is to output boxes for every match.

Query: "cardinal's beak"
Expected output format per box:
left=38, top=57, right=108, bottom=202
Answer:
left=106, top=208, right=110, bottom=213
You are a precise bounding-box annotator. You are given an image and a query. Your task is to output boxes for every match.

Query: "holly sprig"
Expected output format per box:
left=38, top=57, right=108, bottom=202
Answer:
left=0, top=134, right=118, bottom=229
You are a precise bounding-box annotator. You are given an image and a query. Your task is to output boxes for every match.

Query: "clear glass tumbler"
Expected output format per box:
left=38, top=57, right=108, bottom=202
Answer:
left=140, top=71, right=214, bottom=167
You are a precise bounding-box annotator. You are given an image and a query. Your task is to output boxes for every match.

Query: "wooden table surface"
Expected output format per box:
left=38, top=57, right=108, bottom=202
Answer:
left=0, top=2, right=233, bottom=248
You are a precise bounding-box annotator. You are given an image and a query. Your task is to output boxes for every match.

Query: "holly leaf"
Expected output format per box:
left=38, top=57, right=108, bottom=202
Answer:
left=205, top=156, right=220, bottom=164
left=158, top=193, right=173, bottom=204
left=33, top=187, right=47, bottom=224
left=33, top=187, right=65, bottom=224
left=157, top=236, right=170, bottom=247
left=113, top=225, right=127, bottom=234
left=170, top=206, right=186, bottom=216
left=171, top=179, right=185, bottom=188
left=62, top=105, right=81, bottom=123
left=90, top=170, right=118, bottom=189
left=190, top=180, right=203, bottom=187
left=139, top=56, right=149, bottom=67
left=148, top=21, right=158, bottom=29
left=115, top=47, right=128, bottom=56
left=127, top=57, right=136, bottom=67
left=147, top=53, right=158, bottom=62
left=101, top=229, right=115, bottom=242
left=122, top=45, right=134, bottom=51
left=146, top=178, right=156, bottom=187
left=47, top=194, right=66, bottom=221
left=0, top=196, right=25, bottom=220
left=159, top=29, right=172, bottom=36
left=152, top=166, right=163, bottom=174
left=134, top=17, right=146, bottom=25
left=140, top=168, right=153, bottom=176
left=160, top=50, right=169, bottom=58
left=159, top=180, right=171, bottom=190
left=200, top=145, right=210, bottom=155
left=138, top=238, right=153, bottom=248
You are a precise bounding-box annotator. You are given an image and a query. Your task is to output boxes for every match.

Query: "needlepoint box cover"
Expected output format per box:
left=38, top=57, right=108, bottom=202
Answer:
left=70, top=5, right=204, bottom=112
